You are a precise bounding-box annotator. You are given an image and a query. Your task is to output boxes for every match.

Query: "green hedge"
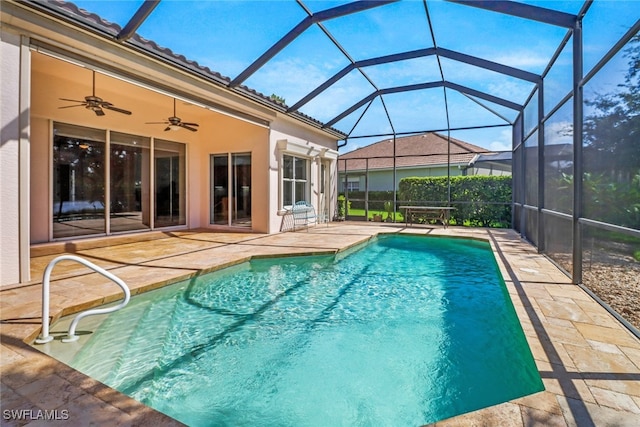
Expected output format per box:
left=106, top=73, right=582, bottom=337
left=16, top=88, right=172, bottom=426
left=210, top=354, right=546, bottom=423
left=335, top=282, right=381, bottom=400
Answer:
left=398, top=176, right=512, bottom=227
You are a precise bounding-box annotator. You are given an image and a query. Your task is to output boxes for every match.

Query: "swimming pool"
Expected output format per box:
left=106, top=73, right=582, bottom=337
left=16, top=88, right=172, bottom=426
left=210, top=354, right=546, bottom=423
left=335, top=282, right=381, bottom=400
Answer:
left=42, top=234, right=543, bottom=426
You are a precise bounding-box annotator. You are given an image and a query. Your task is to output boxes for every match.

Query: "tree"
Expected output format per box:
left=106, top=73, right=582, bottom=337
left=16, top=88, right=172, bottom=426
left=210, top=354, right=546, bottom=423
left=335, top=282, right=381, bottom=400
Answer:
left=269, top=94, right=286, bottom=105
left=583, top=33, right=640, bottom=228
left=584, top=33, right=640, bottom=178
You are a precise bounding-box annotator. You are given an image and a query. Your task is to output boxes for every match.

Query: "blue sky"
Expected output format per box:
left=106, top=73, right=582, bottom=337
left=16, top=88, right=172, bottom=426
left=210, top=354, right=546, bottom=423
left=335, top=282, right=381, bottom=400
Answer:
left=70, top=0, right=639, bottom=152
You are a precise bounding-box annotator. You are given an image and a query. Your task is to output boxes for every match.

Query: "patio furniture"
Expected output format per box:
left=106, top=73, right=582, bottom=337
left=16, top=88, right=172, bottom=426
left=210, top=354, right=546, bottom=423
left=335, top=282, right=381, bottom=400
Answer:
left=291, top=201, right=317, bottom=231
left=400, top=206, right=455, bottom=228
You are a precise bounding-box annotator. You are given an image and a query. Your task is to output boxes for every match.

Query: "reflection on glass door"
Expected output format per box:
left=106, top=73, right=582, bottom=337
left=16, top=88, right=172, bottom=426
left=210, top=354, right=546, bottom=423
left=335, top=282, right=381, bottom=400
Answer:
left=110, top=132, right=150, bottom=233
left=53, top=123, right=106, bottom=239
left=232, top=154, right=251, bottom=226
left=210, top=155, right=228, bottom=225
left=210, top=153, right=251, bottom=227
left=155, top=139, right=186, bottom=227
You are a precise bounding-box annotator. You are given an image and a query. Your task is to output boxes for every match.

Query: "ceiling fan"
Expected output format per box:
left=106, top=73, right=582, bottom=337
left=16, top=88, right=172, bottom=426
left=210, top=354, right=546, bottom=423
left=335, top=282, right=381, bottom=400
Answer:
left=59, top=70, right=132, bottom=116
left=146, top=98, right=199, bottom=132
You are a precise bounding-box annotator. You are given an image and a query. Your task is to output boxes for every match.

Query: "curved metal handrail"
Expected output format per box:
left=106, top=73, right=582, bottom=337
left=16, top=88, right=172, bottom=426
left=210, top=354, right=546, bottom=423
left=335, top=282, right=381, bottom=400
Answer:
left=35, top=255, right=130, bottom=344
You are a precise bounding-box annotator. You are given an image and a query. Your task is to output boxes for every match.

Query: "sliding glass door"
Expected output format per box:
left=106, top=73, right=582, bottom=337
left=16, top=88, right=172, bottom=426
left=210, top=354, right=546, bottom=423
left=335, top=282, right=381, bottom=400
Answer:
left=110, top=132, right=150, bottom=233
left=210, top=153, right=251, bottom=227
left=53, top=123, right=106, bottom=239
left=53, top=122, right=186, bottom=240
left=211, top=155, right=229, bottom=225
left=154, top=139, right=186, bottom=228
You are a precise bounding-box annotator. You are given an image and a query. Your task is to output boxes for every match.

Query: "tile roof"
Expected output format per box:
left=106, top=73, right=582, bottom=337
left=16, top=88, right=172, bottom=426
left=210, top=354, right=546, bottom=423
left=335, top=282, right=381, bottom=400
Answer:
left=338, top=132, right=490, bottom=172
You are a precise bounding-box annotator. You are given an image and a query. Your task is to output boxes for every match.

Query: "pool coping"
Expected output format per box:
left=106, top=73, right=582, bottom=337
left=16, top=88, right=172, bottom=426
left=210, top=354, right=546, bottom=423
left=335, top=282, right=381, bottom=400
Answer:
left=1, top=224, right=639, bottom=426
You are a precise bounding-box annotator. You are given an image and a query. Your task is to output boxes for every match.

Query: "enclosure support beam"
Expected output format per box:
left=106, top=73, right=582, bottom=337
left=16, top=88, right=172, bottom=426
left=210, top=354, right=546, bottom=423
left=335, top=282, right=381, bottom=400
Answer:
left=448, top=0, right=577, bottom=28
left=288, top=48, right=437, bottom=113
left=519, top=118, right=526, bottom=238
left=230, top=0, right=396, bottom=87
left=572, top=20, right=584, bottom=284
left=288, top=46, right=538, bottom=113
left=393, top=135, right=397, bottom=222
left=365, top=159, right=369, bottom=221
left=325, top=81, right=520, bottom=129
left=537, top=83, right=545, bottom=253
left=445, top=82, right=522, bottom=111
left=437, top=48, right=540, bottom=83
left=116, top=1, right=160, bottom=41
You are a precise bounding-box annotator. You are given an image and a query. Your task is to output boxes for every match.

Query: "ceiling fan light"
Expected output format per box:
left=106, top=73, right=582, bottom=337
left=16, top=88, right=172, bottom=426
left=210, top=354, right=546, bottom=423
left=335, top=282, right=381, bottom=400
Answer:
left=168, top=124, right=181, bottom=131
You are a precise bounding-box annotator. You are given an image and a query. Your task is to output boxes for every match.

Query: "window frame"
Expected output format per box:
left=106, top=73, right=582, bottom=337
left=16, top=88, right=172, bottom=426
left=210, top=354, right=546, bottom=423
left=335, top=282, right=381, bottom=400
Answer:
left=281, top=153, right=309, bottom=210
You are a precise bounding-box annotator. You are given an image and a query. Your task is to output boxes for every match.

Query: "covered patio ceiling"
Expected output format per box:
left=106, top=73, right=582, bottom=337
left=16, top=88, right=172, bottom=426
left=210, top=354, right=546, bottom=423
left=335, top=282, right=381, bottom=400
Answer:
left=26, top=0, right=639, bottom=151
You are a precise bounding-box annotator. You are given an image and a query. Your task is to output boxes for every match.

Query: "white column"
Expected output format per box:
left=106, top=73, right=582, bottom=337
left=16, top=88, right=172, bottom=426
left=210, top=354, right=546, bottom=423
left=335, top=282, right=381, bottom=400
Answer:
left=0, top=31, right=30, bottom=285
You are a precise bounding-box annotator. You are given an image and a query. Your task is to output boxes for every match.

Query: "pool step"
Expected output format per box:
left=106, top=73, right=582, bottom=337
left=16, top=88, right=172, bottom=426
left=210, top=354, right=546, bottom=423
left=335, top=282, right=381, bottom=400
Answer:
left=105, top=294, right=180, bottom=389
left=115, top=294, right=244, bottom=397
left=71, top=294, right=179, bottom=386
left=70, top=299, right=154, bottom=381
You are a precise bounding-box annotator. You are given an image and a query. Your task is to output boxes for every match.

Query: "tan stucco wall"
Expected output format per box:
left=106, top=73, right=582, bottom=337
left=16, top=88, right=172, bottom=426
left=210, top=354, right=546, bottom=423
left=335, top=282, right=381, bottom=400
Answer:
left=188, top=114, right=270, bottom=233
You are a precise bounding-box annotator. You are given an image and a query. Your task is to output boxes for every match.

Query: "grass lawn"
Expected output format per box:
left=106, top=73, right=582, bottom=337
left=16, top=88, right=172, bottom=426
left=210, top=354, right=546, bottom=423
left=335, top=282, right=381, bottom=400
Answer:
left=344, top=207, right=510, bottom=228
left=346, top=208, right=404, bottom=222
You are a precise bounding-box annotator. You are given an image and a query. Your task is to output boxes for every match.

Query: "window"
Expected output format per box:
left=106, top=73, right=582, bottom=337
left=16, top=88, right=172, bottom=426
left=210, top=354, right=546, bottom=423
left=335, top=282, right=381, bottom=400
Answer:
left=340, top=176, right=360, bottom=192
left=282, top=154, right=308, bottom=207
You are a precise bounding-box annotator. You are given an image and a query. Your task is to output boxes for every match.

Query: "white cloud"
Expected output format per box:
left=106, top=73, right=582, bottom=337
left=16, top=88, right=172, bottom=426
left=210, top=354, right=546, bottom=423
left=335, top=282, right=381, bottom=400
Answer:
left=248, top=58, right=329, bottom=103
left=488, top=129, right=513, bottom=152
left=545, top=120, right=573, bottom=145
left=492, top=52, right=551, bottom=70
left=487, top=80, right=534, bottom=103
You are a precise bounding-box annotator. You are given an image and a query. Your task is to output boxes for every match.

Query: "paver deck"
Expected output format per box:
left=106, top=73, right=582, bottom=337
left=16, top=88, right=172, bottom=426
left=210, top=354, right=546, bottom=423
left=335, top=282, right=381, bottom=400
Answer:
left=1, top=223, right=639, bottom=426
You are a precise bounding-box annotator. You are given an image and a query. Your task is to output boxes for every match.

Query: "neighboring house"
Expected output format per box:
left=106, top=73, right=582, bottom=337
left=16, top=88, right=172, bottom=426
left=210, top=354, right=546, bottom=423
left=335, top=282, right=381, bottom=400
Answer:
left=0, top=2, right=342, bottom=286
left=338, top=132, right=509, bottom=192
left=467, top=152, right=513, bottom=176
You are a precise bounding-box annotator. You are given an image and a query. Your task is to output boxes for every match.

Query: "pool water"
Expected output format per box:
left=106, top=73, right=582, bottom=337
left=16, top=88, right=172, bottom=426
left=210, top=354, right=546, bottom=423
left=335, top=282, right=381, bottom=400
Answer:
left=53, top=235, right=543, bottom=426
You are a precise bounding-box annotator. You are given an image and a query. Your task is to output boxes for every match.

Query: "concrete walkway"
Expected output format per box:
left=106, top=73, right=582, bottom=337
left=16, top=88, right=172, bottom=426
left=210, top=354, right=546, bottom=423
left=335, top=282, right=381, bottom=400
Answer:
left=1, top=224, right=639, bottom=426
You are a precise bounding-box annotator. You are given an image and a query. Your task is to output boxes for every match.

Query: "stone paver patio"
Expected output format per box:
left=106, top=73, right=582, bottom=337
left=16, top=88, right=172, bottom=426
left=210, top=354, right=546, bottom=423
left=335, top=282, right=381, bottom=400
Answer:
left=1, top=223, right=639, bottom=426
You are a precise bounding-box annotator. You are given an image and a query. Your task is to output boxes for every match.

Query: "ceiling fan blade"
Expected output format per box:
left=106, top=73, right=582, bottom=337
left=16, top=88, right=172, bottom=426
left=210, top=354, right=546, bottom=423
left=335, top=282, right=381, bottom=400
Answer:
left=146, top=121, right=169, bottom=124
left=103, top=104, right=132, bottom=115
left=94, top=108, right=106, bottom=116
left=181, top=124, right=198, bottom=132
left=181, top=122, right=199, bottom=127
left=58, top=104, right=86, bottom=109
left=59, top=98, right=85, bottom=103
left=164, top=127, right=171, bottom=132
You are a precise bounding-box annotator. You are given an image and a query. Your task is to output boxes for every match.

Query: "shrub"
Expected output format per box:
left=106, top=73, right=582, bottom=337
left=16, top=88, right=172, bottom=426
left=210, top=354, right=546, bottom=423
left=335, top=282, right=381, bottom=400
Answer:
left=398, top=176, right=512, bottom=228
